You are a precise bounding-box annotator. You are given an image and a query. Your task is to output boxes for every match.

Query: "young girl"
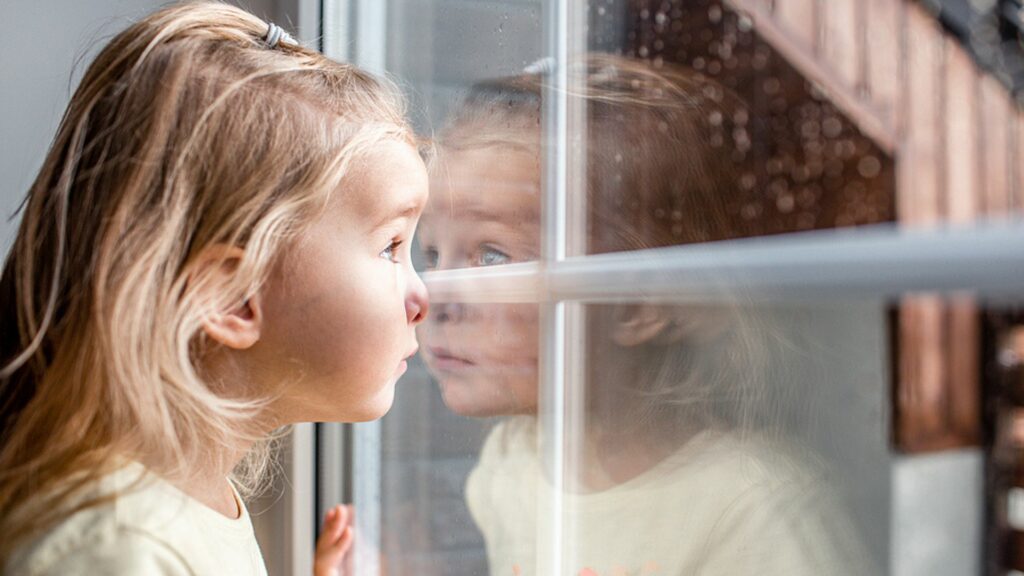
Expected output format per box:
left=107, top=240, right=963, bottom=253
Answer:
left=418, top=55, right=873, bottom=575
left=0, top=3, right=427, bottom=575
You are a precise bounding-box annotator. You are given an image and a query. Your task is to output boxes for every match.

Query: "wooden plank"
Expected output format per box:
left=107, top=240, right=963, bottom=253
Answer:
left=724, top=0, right=897, bottom=153
left=945, top=295, right=981, bottom=446
left=1017, top=109, right=1024, bottom=213
left=941, top=40, right=981, bottom=454
left=896, top=297, right=950, bottom=450
left=1014, top=107, right=1022, bottom=214
left=821, top=0, right=861, bottom=90
left=865, top=0, right=904, bottom=133
left=773, top=0, right=818, bottom=52
left=899, top=3, right=944, bottom=225
left=944, top=40, right=979, bottom=224
left=894, top=4, right=978, bottom=453
left=1015, top=107, right=1024, bottom=213
left=981, top=75, right=1012, bottom=217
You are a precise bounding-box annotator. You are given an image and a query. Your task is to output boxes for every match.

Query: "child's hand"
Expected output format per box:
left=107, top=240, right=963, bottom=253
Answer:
left=313, top=504, right=354, bottom=576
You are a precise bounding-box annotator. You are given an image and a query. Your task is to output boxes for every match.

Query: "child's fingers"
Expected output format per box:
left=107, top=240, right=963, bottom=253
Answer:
left=314, top=505, right=355, bottom=576
left=318, top=505, right=345, bottom=543
left=332, top=525, right=354, bottom=556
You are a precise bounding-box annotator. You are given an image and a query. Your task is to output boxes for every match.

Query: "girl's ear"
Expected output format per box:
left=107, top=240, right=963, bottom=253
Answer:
left=611, top=304, right=733, bottom=347
left=203, top=295, right=262, bottom=350
left=610, top=304, right=673, bottom=347
left=192, top=245, right=263, bottom=350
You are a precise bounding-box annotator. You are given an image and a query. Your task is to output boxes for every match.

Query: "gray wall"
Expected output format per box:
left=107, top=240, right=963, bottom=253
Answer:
left=0, top=0, right=276, bottom=254
left=1, top=2, right=289, bottom=571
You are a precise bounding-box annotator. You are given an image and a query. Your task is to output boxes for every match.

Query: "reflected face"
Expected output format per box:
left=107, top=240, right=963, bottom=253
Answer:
left=418, top=147, right=541, bottom=417
left=259, top=140, right=429, bottom=423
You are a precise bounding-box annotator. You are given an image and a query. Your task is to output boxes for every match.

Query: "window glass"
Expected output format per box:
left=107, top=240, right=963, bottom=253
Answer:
left=324, top=0, right=1024, bottom=574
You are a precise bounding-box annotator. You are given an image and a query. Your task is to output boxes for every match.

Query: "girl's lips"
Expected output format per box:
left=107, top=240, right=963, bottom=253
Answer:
left=427, top=347, right=475, bottom=371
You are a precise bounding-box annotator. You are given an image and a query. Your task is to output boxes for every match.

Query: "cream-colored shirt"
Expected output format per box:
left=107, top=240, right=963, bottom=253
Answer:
left=466, top=417, right=875, bottom=576
left=7, top=462, right=267, bottom=576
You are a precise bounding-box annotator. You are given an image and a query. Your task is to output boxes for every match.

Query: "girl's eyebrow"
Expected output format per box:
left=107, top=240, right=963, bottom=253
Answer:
left=373, top=198, right=426, bottom=229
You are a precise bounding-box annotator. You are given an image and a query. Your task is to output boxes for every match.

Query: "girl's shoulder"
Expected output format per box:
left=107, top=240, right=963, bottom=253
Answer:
left=7, top=463, right=194, bottom=575
left=8, top=462, right=264, bottom=576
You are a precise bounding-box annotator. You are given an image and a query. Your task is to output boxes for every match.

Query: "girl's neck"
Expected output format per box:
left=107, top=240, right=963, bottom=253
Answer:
left=177, top=470, right=242, bottom=519
left=563, top=423, right=698, bottom=493
left=135, top=446, right=249, bottom=519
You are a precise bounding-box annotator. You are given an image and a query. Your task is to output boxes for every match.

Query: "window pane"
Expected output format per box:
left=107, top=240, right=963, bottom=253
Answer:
left=556, top=301, right=890, bottom=574
left=338, top=1, right=544, bottom=574
left=324, top=0, right=1024, bottom=574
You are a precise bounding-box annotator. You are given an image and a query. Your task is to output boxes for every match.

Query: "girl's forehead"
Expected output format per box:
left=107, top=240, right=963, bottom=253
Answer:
left=422, top=146, right=539, bottom=223
left=430, top=148, right=539, bottom=189
left=341, top=140, right=428, bottom=222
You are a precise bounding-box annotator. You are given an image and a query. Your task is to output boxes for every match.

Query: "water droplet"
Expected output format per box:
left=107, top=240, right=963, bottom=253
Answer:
left=797, top=213, right=816, bottom=229
left=822, top=117, right=843, bottom=139
left=740, top=173, right=758, bottom=190
left=709, top=111, right=723, bottom=126
left=655, top=12, right=668, bottom=26
left=857, top=156, right=882, bottom=178
left=708, top=5, right=723, bottom=23
left=776, top=194, right=795, bottom=213
left=800, top=120, right=821, bottom=139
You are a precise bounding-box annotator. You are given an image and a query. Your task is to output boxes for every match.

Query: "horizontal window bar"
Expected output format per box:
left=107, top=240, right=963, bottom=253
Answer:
left=422, top=221, right=1024, bottom=304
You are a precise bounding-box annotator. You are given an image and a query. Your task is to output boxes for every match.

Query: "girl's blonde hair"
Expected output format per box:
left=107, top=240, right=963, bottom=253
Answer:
left=0, top=1, right=410, bottom=561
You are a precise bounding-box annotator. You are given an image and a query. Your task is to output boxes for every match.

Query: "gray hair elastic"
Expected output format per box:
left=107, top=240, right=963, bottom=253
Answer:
left=523, top=57, right=555, bottom=75
left=264, top=23, right=295, bottom=49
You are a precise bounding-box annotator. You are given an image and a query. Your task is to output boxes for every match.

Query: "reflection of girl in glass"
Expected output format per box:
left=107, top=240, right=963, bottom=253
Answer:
left=417, top=54, right=872, bottom=575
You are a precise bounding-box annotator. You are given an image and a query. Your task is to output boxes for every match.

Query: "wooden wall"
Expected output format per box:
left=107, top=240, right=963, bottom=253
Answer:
left=729, top=0, right=1023, bottom=451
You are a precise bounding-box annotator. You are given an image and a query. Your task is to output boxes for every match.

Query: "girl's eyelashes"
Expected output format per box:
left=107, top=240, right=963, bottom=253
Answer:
left=419, top=244, right=511, bottom=269
left=380, top=240, right=403, bottom=263
left=477, top=245, right=511, bottom=267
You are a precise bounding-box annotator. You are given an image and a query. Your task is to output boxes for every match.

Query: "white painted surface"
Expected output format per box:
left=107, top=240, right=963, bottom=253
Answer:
left=892, top=450, right=984, bottom=576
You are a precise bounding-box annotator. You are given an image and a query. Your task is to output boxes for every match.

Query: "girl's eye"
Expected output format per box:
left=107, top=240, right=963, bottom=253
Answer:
left=477, top=245, right=511, bottom=267
left=381, top=240, right=402, bottom=263
left=421, top=247, right=439, bottom=270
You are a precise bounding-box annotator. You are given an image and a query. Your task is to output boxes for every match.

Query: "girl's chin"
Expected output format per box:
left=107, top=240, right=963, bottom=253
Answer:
left=437, top=379, right=534, bottom=418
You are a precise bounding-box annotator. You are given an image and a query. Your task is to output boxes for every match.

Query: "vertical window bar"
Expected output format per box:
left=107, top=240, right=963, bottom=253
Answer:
left=354, top=0, right=387, bottom=75
left=351, top=423, right=382, bottom=575
left=561, top=3, right=589, bottom=572
left=316, top=423, right=348, bottom=533
left=538, top=0, right=570, bottom=573
left=322, top=0, right=352, bottom=61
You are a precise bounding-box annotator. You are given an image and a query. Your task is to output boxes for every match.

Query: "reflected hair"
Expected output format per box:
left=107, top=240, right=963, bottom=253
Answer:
left=0, top=0, right=410, bottom=561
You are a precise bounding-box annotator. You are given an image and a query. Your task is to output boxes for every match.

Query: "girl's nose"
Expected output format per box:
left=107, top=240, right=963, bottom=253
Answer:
left=406, top=271, right=429, bottom=325
left=432, top=302, right=466, bottom=324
